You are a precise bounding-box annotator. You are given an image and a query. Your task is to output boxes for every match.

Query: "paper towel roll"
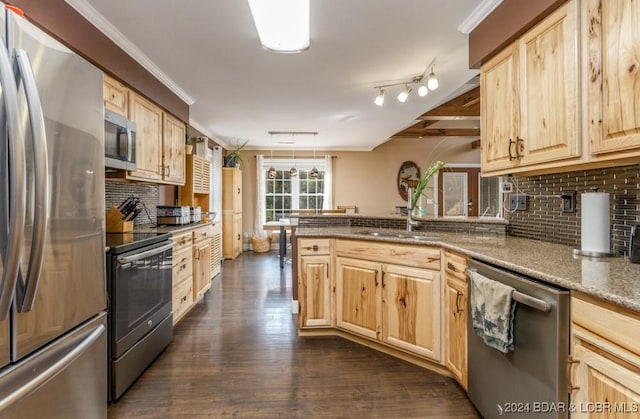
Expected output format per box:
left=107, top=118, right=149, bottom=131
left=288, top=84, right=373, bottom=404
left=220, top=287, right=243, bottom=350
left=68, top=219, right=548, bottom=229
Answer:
left=581, top=192, right=610, bottom=254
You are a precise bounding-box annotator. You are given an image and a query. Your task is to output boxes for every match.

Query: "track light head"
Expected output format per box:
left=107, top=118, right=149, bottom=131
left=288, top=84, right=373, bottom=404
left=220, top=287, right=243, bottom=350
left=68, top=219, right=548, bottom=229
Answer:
left=374, top=89, right=385, bottom=106
left=418, top=84, right=428, bottom=97
left=397, top=85, right=411, bottom=103
left=427, top=67, right=439, bottom=90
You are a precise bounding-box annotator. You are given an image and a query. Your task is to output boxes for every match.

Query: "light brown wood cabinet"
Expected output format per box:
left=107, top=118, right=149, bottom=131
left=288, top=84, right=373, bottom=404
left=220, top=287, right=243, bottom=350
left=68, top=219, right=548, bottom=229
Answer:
left=222, top=168, right=243, bottom=259
left=481, top=0, right=580, bottom=175
left=443, top=251, right=468, bottom=390
left=103, top=77, right=186, bottom=185
left=587, top=0, right=640, bottom=158
left=171, top=231, right=194, bottom=325
left=210, top=222, right=222, bottom=279
left=569, top=296, right=640, bottom=417
left=335, top=239, right=442, bottom=362
left=179, top=154, right=211, bottom=213
left=103, top=74, right=128, bottom=117
left=298, top=240, right=332, bottom=330
left=193, top=225, right=213, bottom=302
left=162, top=113, right=186, bottom=185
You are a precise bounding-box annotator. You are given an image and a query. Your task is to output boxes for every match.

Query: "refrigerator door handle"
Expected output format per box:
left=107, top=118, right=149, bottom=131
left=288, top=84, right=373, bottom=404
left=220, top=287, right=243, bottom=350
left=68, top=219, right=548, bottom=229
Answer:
left=14, top=49, right=49, bottom=313
left=0, top=323, right=105, bottom=413
left=0, top=37, right=26, bottom=321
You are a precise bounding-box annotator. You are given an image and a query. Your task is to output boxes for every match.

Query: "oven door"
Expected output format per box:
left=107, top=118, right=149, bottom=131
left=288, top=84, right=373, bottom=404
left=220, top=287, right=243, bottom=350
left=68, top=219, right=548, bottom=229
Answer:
left=111, top=241, right=173, bottom=358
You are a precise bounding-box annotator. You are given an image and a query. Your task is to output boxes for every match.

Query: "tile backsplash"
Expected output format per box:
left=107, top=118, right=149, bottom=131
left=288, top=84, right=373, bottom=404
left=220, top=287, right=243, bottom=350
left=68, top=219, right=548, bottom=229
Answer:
left=105, top=181, right=159, bottom=225
left=506, top=164, right=640, bottom=256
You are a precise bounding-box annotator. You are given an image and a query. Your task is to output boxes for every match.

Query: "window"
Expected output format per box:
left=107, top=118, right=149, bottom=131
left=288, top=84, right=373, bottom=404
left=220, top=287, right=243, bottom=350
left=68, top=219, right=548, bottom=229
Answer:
left=263, top=159, right=326, bottom=222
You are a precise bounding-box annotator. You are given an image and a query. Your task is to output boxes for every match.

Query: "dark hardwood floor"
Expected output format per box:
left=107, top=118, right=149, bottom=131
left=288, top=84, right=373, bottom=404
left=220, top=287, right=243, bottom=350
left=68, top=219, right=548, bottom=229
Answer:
left=108, top=251, right=480, bottom=418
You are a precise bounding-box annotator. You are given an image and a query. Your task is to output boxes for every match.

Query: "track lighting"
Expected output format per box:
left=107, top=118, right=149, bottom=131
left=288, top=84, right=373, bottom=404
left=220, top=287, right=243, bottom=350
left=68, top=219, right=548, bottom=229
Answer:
left=372, top=59, right=438, bottom=106
left=418, top=83, right=428, bottom=97
left=397, top=85, right=411, bottom=103
left=427, top=66, right=439, bottom=90
left=374, top=89, right=385, bottom=106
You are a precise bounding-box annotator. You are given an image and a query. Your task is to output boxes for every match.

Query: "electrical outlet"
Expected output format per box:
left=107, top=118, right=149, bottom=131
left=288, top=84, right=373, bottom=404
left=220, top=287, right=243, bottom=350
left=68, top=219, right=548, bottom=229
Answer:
left=501, top=182, right=513, bottom=193
left=561, top=192, right=576, bottom=213
left=509, top=193, right=527, bottom=211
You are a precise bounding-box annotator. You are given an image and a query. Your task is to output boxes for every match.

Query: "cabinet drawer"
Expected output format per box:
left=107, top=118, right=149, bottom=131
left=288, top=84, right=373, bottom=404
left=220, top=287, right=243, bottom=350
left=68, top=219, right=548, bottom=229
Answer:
left=172, top=247, right=193, bottom=285
left=172, top=277, right=193, bottom=322
left=299, top=238, right=331, bottom=255
left=572, top=297, right=640, bottom=358
left=172, top=232, right=193, bottom=253
left=444, top=250, right=467, bottom=282
left=336, top=239, right=440, bottom=270
left=193, top=225, right=215, bottom=244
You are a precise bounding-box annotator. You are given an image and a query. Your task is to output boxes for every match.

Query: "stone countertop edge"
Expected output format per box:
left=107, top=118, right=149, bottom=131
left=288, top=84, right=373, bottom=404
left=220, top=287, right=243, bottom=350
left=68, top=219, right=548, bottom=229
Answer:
left=134, top=220, right=218, bottom=235
left=291, top=214, right=509, bottom=224
left=296, top=227, right=640, bottom=312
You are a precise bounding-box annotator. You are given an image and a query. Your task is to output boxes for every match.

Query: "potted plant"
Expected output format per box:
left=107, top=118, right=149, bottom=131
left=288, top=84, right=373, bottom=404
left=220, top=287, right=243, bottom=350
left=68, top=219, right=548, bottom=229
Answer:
left=224, top=140, right=248, bottom=167
left=411, top=160, right=445, bottom=214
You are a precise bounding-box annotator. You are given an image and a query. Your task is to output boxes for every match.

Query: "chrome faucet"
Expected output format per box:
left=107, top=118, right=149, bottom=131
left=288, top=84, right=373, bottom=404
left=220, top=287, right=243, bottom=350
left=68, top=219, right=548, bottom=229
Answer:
left=406, top=187, right=419, bottom=232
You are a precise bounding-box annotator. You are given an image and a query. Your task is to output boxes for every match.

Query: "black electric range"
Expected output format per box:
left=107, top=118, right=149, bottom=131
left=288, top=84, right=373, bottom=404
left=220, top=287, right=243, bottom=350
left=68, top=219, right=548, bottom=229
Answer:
left=106, top=232, right=171, bottom=255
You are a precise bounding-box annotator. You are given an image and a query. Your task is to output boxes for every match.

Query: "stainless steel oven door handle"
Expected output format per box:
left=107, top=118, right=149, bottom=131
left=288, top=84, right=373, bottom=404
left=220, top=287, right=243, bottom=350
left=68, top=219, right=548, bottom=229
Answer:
left=117, top=242, right=175, bottom=265
left=0, top=38, right=25, bottom=321
left=14, top=49, right=49, bottom=313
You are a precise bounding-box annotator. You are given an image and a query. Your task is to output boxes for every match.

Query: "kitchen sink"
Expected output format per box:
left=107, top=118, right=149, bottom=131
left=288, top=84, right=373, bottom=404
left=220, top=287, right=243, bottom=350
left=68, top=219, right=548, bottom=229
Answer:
left=360, top=231, right=439, bottom=241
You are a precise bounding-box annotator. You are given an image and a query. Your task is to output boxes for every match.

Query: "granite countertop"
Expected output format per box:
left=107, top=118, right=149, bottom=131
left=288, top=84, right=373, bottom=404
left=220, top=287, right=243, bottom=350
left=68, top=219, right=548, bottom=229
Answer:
left=296, top=226, right=640, bottom=312
left=292, top=213, right=509, bottom=224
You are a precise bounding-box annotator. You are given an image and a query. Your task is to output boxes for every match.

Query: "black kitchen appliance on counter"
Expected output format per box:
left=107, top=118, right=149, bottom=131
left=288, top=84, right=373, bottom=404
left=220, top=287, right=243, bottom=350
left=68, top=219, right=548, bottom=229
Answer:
left=106, top=232, right=174, bottom=401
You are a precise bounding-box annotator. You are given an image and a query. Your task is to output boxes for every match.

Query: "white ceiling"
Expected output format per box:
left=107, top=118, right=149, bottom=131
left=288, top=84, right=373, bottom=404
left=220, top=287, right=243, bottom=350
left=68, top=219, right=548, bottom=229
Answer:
left=69, top=0, right=486, bottom=151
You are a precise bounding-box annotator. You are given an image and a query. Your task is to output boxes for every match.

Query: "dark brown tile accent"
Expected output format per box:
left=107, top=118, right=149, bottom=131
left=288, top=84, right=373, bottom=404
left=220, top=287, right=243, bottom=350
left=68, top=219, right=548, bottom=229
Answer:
left=507, top=164, right=640, bottom=256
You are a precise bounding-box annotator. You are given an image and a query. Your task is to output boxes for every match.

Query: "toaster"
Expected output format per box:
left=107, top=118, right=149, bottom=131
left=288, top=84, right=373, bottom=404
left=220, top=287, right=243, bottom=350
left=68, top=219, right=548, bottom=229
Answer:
left=630, top=225, right=640, bottom=264
left=156, top=205, right=190, bottom=226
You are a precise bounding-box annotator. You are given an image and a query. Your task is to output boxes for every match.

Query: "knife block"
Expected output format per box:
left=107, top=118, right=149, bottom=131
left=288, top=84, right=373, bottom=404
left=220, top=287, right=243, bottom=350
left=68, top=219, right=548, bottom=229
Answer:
left=106, top=206, right=134, bottom=233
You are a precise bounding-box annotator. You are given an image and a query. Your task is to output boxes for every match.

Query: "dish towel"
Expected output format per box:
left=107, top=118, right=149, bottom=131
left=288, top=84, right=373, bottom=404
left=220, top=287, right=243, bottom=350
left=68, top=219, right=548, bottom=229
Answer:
left=470, top=270, right=517, bottom=353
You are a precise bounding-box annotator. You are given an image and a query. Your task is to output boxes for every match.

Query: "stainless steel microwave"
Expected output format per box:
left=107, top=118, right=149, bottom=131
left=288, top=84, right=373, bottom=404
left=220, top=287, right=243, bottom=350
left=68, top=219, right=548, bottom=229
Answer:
left=104, top=109, right=137, bottom=171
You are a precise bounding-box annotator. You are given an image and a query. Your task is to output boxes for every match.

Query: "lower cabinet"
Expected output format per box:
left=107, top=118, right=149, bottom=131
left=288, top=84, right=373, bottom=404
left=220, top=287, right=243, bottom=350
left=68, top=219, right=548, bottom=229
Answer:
left=192, top=224, right=214, bottom=301
left=171, top=231, right=194, bottom=325
left=336, top=252, right=442, bottom=363
left=299, top=255, right=332, bottom=328
left=570, top=296, right=640, bottom=417
left=444, top=250, right=468, bottom=390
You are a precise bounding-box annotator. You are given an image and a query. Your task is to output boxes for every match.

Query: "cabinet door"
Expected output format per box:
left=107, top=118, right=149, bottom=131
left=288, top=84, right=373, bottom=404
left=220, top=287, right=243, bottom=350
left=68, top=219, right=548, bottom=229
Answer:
left=103, top=75, right=128, bottom=117
left=193, top=241, right=211, bottom=301
left=445, top=276, right=467, bottom=389
left=299, top=255, right=331, bottom=328
left=162, top=113, right=186, bottom=185
left=210, top=224, right=222, bottom=278
left=382, top=264, right=441, bottom=361
left=336, top=257, right=381, bottom=340
left=588, top=0, right=640, bottom=154
left=128, top=92, right=163, bottom=181
left=222, top=168, right=242, bottom=213
left=518, top=0, right=580, bottom=166
left=480, top=43, right=520, bottom=173
left=570, top=342, right=640, bottom=418
left=234, top=169, right=243, bottom=213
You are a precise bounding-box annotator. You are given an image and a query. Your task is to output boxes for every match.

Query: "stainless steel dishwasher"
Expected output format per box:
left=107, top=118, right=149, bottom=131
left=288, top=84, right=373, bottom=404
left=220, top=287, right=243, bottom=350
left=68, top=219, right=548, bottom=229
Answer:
left=466, top=259, right=570, bottom=419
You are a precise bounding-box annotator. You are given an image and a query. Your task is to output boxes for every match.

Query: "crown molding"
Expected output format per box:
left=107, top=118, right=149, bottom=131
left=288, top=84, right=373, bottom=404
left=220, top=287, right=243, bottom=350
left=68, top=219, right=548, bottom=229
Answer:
left=65, top=0, right=195, bottom=105
left=458, top=0, right=504, bottom=34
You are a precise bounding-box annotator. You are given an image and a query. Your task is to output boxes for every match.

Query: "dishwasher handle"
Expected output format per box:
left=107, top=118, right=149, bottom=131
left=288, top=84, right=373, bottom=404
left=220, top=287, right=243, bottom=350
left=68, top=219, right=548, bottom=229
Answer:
left=466, top=267, right=551, bottom=313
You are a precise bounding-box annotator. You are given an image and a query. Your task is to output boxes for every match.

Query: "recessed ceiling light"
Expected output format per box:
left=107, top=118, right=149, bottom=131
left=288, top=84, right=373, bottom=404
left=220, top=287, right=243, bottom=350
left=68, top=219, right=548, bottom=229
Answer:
left=248, top=0, right=310, bottom=53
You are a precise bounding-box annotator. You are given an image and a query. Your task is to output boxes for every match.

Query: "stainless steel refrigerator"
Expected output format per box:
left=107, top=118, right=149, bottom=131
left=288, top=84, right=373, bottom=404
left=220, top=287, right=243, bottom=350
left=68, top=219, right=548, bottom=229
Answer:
left=0, top=4, right=107, bottom=418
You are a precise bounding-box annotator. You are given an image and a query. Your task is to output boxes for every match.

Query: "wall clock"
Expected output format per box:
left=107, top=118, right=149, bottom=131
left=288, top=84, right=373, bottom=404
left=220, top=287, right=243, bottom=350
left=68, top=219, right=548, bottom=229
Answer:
left=397, top=161, right=421, bottom=202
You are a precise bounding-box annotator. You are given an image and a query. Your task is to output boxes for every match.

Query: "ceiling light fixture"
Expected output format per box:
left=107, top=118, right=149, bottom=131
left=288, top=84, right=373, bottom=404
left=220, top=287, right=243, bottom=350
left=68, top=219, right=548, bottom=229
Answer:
left=374, top=89, right=385, bottom=106
left=290, top=147, right=298, bottom=177
left=427, top=65, right=439, bottom=90
left=397, top=85, right=411, bottom=103
left=372, top=58, right=437, bottom=106
left=267, top=133, right=277, bottom=179
left=248, top=0, right=310, bottom=53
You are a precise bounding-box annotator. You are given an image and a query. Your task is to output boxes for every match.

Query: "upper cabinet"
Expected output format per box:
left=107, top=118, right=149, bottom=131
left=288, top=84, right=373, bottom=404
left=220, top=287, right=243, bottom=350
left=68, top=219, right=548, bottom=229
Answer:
left=481, top=0, right=580, bottom=175
left=163, top=113, right=186, bottom=185
left=103, top=75, right=128, bottom=117
left=127, top=91, right=164, bottom=182
left=104, top=75, right=186, bottom=186
left=587, top=0, right=640, bottom=156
